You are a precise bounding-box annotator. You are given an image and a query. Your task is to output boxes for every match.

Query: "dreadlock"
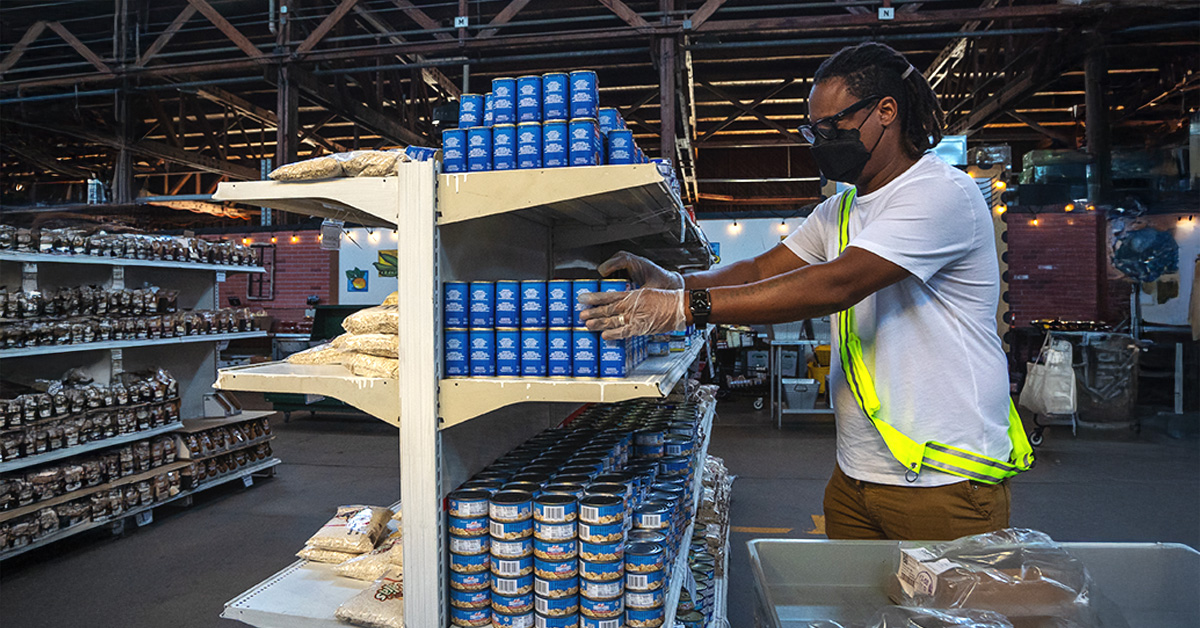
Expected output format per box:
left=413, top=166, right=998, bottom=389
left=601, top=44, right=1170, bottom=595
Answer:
left=814, top=42, right=945, bottom=160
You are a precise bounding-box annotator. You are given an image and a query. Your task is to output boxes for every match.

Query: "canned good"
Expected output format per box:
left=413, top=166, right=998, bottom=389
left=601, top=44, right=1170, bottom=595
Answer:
left=493, top=590, right=534, bottom=614
left=494, top=124, right=517, bottom=171
left=579, top=577, right=622, bottom=601
left=569, top=70, right=599, bottom=119
left=624, top=566, right=663, bottom=592
left=517, top=75, right=542, bottom=122
left=534, top=556, right=578, bottom=580
left=450, top=490, right=492, bottom=518
left=491, top=518, right=534, bottom=540
left=632, top=505, right=669, bottom=531
left=520, top=328, right=548, bottom=378
left=520, top=280, right=547, bottom=327
left=579, top=595, right=622, bottom=620
left=634, top=429, right=664, bottom=447
left=625, top=605, right=666, bottom=627
left=569, top=118, right=600, bottom=167
left=548, top=328, right=573, bottom=377
left=450, top=514, right=489, bottom=537
left=572, top=329, right=599, bottom=378
left=542, top=483, right=585, bottom=498
left=579, top=494, right=622, bottom=524
left=469, top=281, right=495, bottom=328
left=492, top=555, right=535, bottom=578
left=579, top=539, right=623, bottom=562
left=677, top=610, right=705, bottom=628
left=543, top=120, right=568, bottom=168
left=578, top=521, right=623, bottom=543
left=492, top=537, right=534, bottom=559
left=659, top=455, right=689, bottom=477
left=536, top=613, right=580, bottom=628
left=663, top=434, right=692, bottom=457
left=444, top=281, right=470, bottom=326
left=467, top=126, right=493, bottom=172
left=598, top=108, right=623, bottom=134
left=495, top=280, right=520, bottom=327
left=535, top=574, right=579, bottom=598
left=491, top=490, right=534, bottom=522
left=445, top=328, right=470, bottom=377
left=598, top=337, right=626, bottom=379
left=533, top=520, right=576, bottom=542
left=443, top=129, right=468, bottom=173
left=451, top=605, right=492, bottom=627
left=571, top=280, right=598, bottom=327
left=450, top=549, right=491, bottom=573
left=484, top=92, right=495, bottom=126
left=533, top=537, right=577, bottom=561
left=624, top=586, right=664, bottom=610
left=503, top=481, right=542, bottom=496
left=492, top=77, right=517, bottom=124
left=451, top=587, right=491, bottom=609
left=493, top=573, right=535, bottom=596
left=535, top=595, right=580, bottom=618
left=606, top=129, right=634, bottom=165
left=451, top=569, right=491, bottom=592
left=517, top=122, right=543, bottom=169
left=633, top=443, right=664, bottom=459
left=463, top=478, right=505, bottom=493
left=547, top=280, right=573, bottom=327
left=624, top=542, right=665, bottom=572
left=493, top=609, right=536, bottom=628
left=542, top=73, right=569, bottom=120
left=460, top=94, right=485, bottom=127
left=496, top=328, right=521, bottom=378
left=469, top=328, right=496, bottom=377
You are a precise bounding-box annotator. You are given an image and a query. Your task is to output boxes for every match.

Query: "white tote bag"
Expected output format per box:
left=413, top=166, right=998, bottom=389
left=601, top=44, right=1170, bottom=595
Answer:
left=1019, top=336, right=1077, bottom=416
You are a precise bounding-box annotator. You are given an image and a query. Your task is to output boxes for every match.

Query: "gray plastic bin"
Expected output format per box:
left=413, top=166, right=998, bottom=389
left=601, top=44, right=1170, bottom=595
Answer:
left=749, top=539, right=1199, bottom=628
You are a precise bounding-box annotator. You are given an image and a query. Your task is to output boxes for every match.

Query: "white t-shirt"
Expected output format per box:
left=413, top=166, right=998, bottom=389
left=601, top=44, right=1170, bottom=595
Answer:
left=783, top=153, right=1012, bottom=487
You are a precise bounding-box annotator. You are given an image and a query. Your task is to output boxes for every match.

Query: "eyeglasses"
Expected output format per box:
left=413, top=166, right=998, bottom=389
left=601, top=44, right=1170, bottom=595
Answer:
left=798, top=95, right=883, bottom=143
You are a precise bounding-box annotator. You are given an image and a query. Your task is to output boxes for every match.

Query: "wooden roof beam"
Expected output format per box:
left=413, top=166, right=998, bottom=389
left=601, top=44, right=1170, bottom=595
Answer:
left=597, top=0, right=652, bottom=30
left=477, top=0, right=535, bottom=40
left=389, top=0, right=454, bottom=41
left=297, top=0, right=361, bottom=55
left=287, top=66, right=427, bottom=146
left=186, top=0, right=267, bottom=60
left=0, top=21, right=47, bottom=75
left=136, top=5, right=198, bottom=67
left=46, top=22, right=112, bottom=74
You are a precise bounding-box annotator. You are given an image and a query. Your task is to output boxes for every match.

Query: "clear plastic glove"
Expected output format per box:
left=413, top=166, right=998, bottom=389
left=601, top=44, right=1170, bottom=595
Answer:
left=579, top=288, right=686, bottom=340
left=597, top=251, right=684, bottom=290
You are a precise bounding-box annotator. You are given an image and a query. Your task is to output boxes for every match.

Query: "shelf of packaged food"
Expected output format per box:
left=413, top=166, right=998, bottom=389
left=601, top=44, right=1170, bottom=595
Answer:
left=176, top=411, right=277, bottom=433
left=439, top=335, right=707, bottom=429
left=0, top=457, right=280, bottom=561
left=0, top=420, right=184, bottom=474
left=0, top=397, right=181, bottom=436
left=220, top=500, right=401, bottom=628
left=663, top=396, right=716, bottom=628
left=710, top=532, right=730, bottom=628
left=214, top=363, right=399, bottom=427
left=0, top=250, right=266, bottom=273
left=0, top=458, right=192, bottom=524
left=179, top=434, right=275, bottom=463
left=0, top=330, right=268, bottom=359
left=212, top=176, right=402, bottom=228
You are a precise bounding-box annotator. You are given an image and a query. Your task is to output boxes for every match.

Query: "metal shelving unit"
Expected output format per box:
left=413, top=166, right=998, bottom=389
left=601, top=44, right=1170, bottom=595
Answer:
left=662, top=397, right=716, bottom=628
left=0, top=251, right=267, bottom=272
left=0, top=331, right=267, bottom=359
left=0, top=420, right=184, bottom=473
left=212, top=161, right=714, bottom=626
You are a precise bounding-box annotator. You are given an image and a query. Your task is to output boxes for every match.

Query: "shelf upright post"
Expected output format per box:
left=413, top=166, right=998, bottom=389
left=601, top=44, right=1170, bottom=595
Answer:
left=396, top=160, right=444, bottom=626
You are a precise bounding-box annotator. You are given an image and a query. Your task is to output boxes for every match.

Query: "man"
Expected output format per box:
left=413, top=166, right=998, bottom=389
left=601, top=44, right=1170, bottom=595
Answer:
left=580, top=42, right=1032, bottom=541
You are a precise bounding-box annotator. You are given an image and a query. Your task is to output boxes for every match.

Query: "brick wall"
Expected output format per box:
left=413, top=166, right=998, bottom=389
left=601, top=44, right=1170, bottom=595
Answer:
left=1005, top=211, right=1110, bottom=328
left=204, top=231, right=336, bottom=325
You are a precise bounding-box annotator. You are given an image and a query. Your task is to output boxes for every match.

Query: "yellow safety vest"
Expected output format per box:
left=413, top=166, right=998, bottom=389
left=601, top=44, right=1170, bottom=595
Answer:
left=835, top=189, right=1033, bottom=484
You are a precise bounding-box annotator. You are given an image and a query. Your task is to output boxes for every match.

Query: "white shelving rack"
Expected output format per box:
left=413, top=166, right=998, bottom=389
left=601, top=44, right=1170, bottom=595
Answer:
left=211, top=162, right=716, bottom=626
left=0, top=248, right=270, bottom=559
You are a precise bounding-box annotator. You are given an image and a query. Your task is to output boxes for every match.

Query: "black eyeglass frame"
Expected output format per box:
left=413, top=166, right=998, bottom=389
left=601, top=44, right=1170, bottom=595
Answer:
left=799, top=95, right=884, bottom=143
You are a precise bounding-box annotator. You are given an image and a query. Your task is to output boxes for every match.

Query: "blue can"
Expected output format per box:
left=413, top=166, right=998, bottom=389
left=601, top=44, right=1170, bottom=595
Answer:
left=578, top=559, right=622, bottom=583
left=445, top=281, right=470, bottom=326
left=578, top=521, right=624, bottom=544
left=451, top=605, right=491, bottom=627
left=492, top=573, right=535, bottom=596
left=598, top=108, right=622, bottom=134
left=625, top=588, right=665, bottom=610
left=493, top=125, right=518, bottom=171
left=517, top=75, right=542, bottom=122
left=572, top=329, right=599, bottom=378
left=542, top=73, right=569, bottom=120
left=493, top=609, right=535, bottom=628
left=624, top=542, right=665, bottom=572
left=569, top=70, right=599, bottom=119
left=579, top=495, right=623, bottom=525
left=534, top=556, right=578, bottom=581
left=533, top=520, right=576, bottom=542
left=547, top=328, right=573, bottom=377
left=450, top=488, right=492, bottom=518
left=535, top=613, right=579, bottom=628
left=467, top=126, right=492, bottom=172
left=547, top=280, right=573, bottom=327
left=517, top=122, right=542, bottom=169
left=451, top=587, right=491, bottom=609
left=495, top=281, right=520, bottom=327
left=664, top=435, right=692, bottom=457
left=492, top=77, right=517, bottom=124
left=493, top=591, right=534, bottom=614
left=520, top=329, right=547, bottom=378
left=460, top=93, right=485, bottom=128
left=451, top=569, right=491, bottom=592
left=606, top=129, right=635, bottom=165
left=491, top=517, right=533, bottom=540
left=492, top=537, right=534, bottom=559
left=571, top=280, right=598, bottom=327
left=442, top=129, right=468, bottom=173
left=579, top=539, right=623, bottom=563
left=492, top=555, right=535, bottom=578
left=533, top=537, right=578, bottom=561
left=543, top=120, right=568, bottom=168
left=533, top=492, right=578, bottom=523
left=521, top=280, right=547, bottom=327
left=578, top=595, right=622, bottom=619
left=470, top=329, right=496, bottom=377
left=569, top=119, right=600, bottom=167
left=579, top=577, right=622, bottom=601
left=599, top=279, right=629, bottom=294
left=445, top=328, right=470, bottom=377
left=484, top=92, right=495, bottom=127
left=535, top=595, right=580, bottom=618
left=580, top=617, right=619, bottom=628
left=450, top=514, right=489, bottom=537
left=451, top=535, right=490, bottom=558
left=632, top=506, right=669, bottom=531
left=598, top=338, right=626, bottom=379
left=450, top=550, right=491, bottom=574
left=536, top=574, right=580, bottom=598
left=469, top=281, right=495, bottom=328
left=491, top=490, right=534, bottom=522
left=625, top=606, right=666, bottom=625
left=659, top=456, right=689, bottom=477
left=625, top=566, right=664, bottom=592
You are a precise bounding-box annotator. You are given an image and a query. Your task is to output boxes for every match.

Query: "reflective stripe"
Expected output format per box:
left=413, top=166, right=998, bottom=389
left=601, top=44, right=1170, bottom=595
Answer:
left=834, top=189, right=1033, bottom=484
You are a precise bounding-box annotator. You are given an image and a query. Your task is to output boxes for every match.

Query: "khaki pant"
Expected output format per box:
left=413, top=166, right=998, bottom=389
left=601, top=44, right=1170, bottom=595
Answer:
left=823, top=463, right=1010, bottom=541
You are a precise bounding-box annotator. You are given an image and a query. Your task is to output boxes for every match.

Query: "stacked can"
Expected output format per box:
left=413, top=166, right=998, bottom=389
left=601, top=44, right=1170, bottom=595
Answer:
left=533, top=492, right=580, bottom=625
left=624, top=542, right=667, bottom=627
left=578, top=493, right=624, bottom=625
left=443, top=129, right=467, bottom=173
left=491, top=490, right=535, bottom=625
left=449, top=489, right=492, bottom=627
left=468, top=282, right=496, bottom=377
left=521, top=280, right=548, bottom=377
left=493, top=78, right=517, bottom=125
left=597, top=279, right=629, bottom=378
left=445, top=281, right=470, bottom=377
left=571, top=279, right=599, bottom=378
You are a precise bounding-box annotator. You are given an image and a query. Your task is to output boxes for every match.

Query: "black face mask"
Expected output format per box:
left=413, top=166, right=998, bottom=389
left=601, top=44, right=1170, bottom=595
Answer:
left=810, top=108, right=885, bottom=184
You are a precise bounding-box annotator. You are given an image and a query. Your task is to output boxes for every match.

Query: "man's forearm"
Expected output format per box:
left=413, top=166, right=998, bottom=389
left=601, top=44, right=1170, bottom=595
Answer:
left=707, top=263, right=852, bottom=325
left=682, top=258, right=762, bottom=290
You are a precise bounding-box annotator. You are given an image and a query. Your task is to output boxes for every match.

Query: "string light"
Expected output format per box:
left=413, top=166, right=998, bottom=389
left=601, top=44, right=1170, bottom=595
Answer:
left=290, top=235, right=299, bottom=244
left=1031, top=217, right=1040, bottom=227
left=242, top=238, right=251, bottom=245
left=1086, top=204, right=1096, bottom=211
left=318, top=234, right=323, bottom=242
left=728, top=220, right=742, bottom=235
left=776, top=220, right=789, bottom=234
left=996, top=205, right=1007, bottom=215
left=1064, top=203, right=1075, bottom=212
left=391, top=229, right=398, bottom=241
left=270, top=236, right=277, bottom=244
left=993, top=180, right=1007, bottom=190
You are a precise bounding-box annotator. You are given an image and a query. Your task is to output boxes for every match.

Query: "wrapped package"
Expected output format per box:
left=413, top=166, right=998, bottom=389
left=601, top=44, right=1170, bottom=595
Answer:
left=809, top=607, right=1015, bottom=628
left=297, top=545, right=360, bottom=564
left=342, top=305, right=399, bottom=335
left=338, top=150, right=404, bottom=177
left=286, top=343, right=349, bottom=366
left=269, top=155, right=343, bottom=181
left=331, top=333, right=399, bottom=359
left=334, top=574, right=404, bottom=628
left=346, top=353, right=399, bottom=379
left=335, top=530, right=404, bottom=581
left=381, top=292, right=399, bottom=307
left=305, top=505, right=393, bottom=554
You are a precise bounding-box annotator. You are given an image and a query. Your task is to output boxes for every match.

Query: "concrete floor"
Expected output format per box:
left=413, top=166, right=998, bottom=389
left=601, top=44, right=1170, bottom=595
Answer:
left=1, top=399, right=1196, bottom=628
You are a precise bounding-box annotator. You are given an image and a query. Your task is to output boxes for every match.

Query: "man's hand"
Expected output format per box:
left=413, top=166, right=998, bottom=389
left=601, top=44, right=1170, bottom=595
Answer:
left=597, top=252, right=684, bottom=290
left=578, top=288, right=686, bottom=340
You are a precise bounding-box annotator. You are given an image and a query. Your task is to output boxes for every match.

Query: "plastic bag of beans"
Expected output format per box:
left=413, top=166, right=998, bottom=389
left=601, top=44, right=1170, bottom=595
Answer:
left=331, top=334, right=399, bottom=359
left=305, top=505, right=393, bottom=553
left=341, top=305, right=399, bottom=335
left=334, top=574, right=404, bottom=628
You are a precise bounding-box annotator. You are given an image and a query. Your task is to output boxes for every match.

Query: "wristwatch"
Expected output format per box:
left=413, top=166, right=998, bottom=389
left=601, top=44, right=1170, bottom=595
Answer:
left=689, top=289, right=712, bottom=329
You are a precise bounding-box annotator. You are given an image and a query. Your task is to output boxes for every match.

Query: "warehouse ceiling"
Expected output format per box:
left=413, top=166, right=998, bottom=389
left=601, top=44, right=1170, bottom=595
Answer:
left=1, top=0, right=1196, bottom=225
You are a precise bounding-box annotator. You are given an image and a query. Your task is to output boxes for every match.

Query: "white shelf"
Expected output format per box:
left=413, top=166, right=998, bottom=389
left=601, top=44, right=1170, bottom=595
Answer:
left=663, top=397, right=716, bottom=628
left=439, top=335, right=707, bottom=428
left=0, top=421, right=184, bottom=473
left=0, top=331, right=267, bottom=359
left=0, top=457, right=279, bottom=561
left=0, top=250, right=266, bottom=273
left=214, top=363, right=399, bottom=427
left=213, top=176, right=402, bottom=228
left=176, top=410, right=277, bottom=433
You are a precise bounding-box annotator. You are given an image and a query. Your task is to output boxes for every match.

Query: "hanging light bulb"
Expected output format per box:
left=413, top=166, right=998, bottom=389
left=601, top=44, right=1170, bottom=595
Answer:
left=728, top=220, right=742, bottom=235
left=996, top=205, right=1007, bottom=215
left=993, top=180, right=1007, bottom=190
left=270, top=236, right=277, bottom=244
left=1064, top=203, right=1075, bottom=212
left=290, top=235, right=299, bottom=244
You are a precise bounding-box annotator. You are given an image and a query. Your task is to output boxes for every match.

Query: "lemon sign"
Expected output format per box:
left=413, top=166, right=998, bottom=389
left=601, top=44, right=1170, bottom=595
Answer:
left=346, top=268, right=368, bottom=292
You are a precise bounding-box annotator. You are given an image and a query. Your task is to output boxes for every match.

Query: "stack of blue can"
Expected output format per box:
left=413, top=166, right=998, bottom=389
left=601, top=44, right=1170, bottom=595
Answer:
left=442, top=70, right=655, bottom=174
left=448, top=489, right=492, bottom=627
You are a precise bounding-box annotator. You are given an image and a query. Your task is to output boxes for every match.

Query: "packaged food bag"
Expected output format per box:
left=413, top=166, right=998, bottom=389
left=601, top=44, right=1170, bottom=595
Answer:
left=335, top=530, right=404, bottom=581
left=296, top=545, right=359, bottom=564
left=305, top=505, right=393, bottom=554
left=335, top=573, right=404, bottom=628
left=342, top=305, right=399, bottom=335
left=331, top=333, right=399, bottom=359
left=285, top=343, right=349, bottom=366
